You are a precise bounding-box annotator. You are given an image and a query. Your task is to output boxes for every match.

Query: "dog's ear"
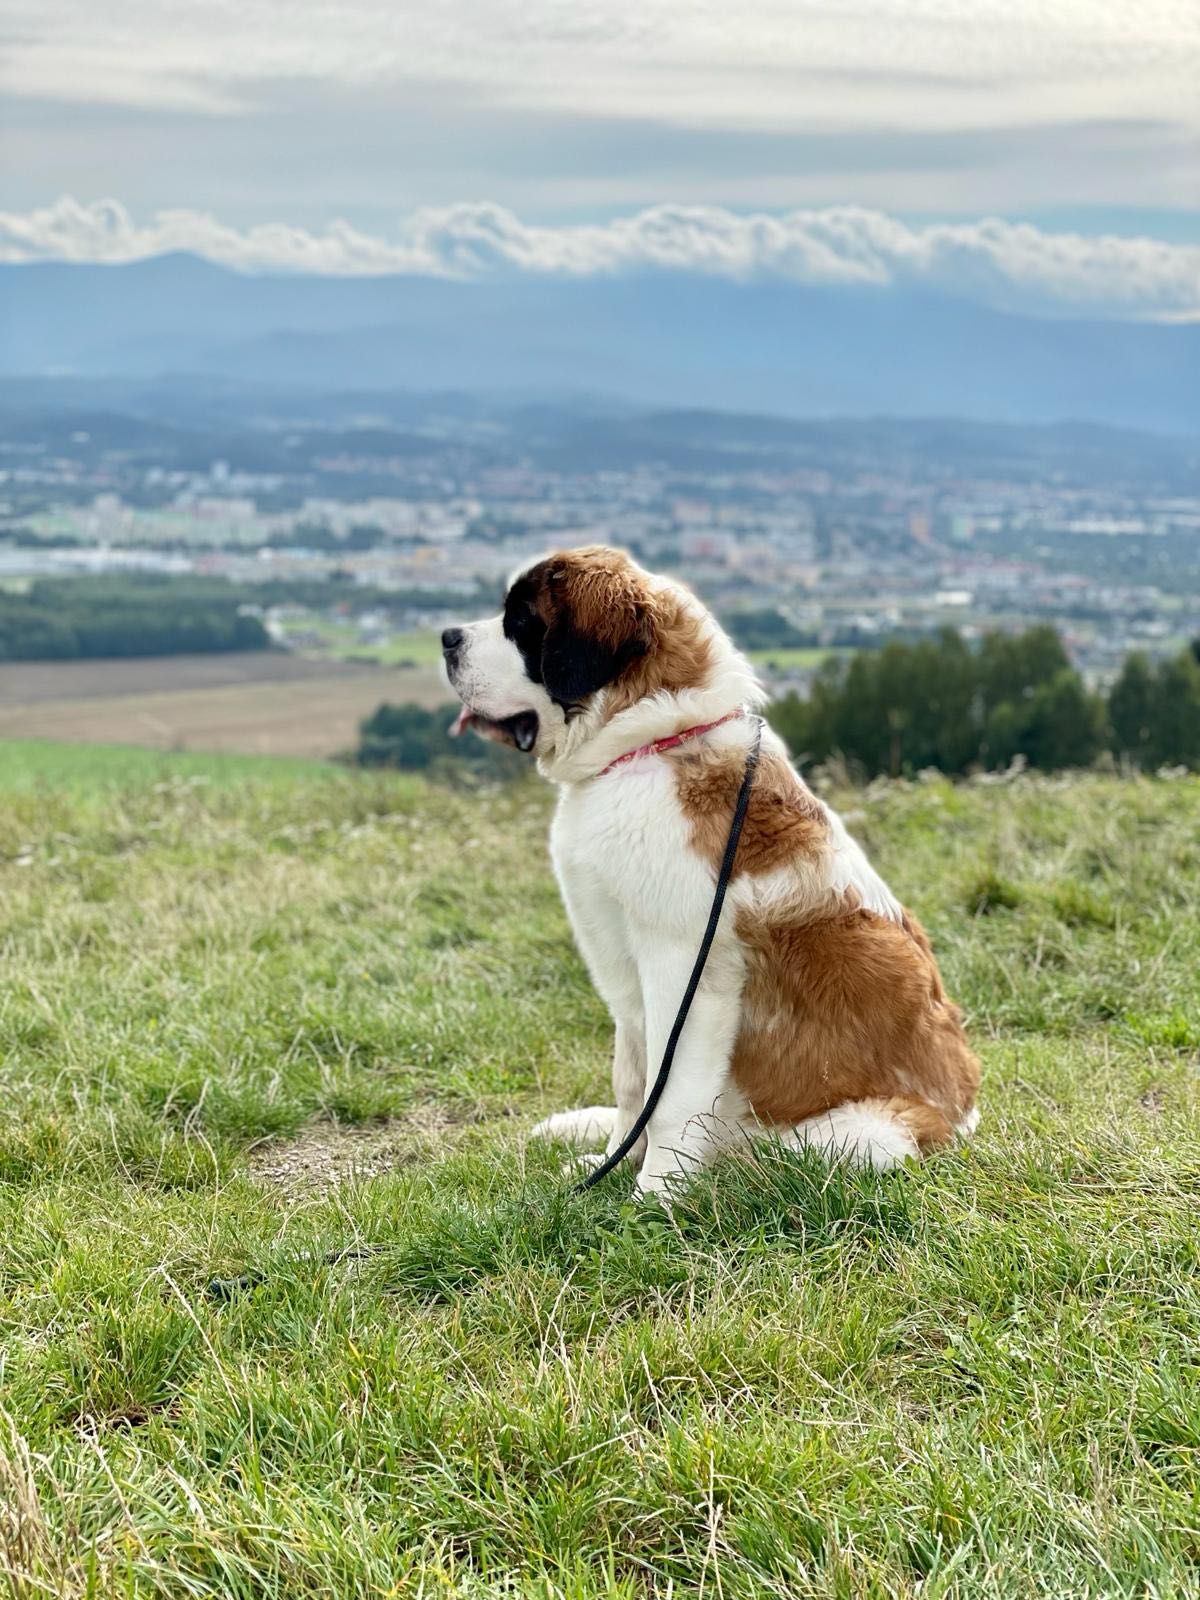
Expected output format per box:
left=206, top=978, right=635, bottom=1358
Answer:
left=526, top=551, right=654, bottom=709
left=541, top=617, right=647, bottom=707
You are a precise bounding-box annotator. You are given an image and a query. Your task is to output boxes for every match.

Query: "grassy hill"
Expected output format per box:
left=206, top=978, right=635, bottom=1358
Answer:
left=1, top=740, right=1198, bottom=1597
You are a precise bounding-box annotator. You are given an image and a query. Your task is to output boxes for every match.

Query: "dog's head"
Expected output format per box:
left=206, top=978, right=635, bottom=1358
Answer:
left=442, top=546, right=712, bottom=757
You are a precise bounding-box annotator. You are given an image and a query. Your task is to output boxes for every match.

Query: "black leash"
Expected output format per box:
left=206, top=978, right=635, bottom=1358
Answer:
left=206, top=715, right=763, bottom=1298
left=574, top=714, right=763, bottom=1192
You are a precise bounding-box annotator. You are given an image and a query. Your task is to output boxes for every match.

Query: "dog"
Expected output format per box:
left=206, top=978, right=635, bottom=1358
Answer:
left=443, top=546, right=980, bottom=1199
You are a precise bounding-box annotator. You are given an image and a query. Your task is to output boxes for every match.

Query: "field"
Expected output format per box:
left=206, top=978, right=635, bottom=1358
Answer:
left=1, top=744, right=1198, bottom=1597
left=0, top=653, right=447, bottom=758
left=746, top=648, right=841, bottom=673
left=272, top=621, right=449, bottom=669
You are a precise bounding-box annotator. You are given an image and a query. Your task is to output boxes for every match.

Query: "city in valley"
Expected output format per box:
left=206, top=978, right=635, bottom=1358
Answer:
left=2, top=378, right=1198, bottom=703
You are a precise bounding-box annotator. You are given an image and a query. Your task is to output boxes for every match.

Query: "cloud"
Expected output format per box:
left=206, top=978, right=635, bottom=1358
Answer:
left=6, top=7, right=1197, bottom=225
left=2, top=195, right=1198, bottom=319
left=8, top=1, right=1199, bottom=134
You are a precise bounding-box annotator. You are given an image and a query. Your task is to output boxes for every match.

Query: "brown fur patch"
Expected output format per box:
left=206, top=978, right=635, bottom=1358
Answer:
left=534, top=547, right=714, bottom=713
left=885, top=1095, right=955, bottom=1152
left=606, top=588, right=714, bottom=715
left=676, top=746, right=829, bottom=878
left=732, top=904, right=980, bottom=1131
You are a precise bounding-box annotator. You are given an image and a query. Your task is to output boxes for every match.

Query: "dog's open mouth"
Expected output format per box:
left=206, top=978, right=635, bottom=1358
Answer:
left=449, top=705, right=539, bottom=753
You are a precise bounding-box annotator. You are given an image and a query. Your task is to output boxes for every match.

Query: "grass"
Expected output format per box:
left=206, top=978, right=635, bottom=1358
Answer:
left=747, top=647, right=840, bottom=672
left=276, top=618, right=447, bottom=668
left=0, top=739, right=330, bottom=793
left=1, top=745, right=1198, bottom=1597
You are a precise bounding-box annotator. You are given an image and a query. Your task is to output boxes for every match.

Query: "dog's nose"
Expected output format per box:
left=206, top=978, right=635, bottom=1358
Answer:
left=441, top=627, right=464, bottom=656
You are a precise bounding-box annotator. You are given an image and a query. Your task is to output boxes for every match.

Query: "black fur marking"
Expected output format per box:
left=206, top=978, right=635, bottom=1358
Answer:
left=541, top=622, right=644, bottom=707
left=503, top=562, right=647, bottom=712
left=502, top=574, right=549, bottom=686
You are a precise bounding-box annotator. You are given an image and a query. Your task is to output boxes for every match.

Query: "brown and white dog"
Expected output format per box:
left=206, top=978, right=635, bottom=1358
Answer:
left=443, top=546, right=980, bottom=1198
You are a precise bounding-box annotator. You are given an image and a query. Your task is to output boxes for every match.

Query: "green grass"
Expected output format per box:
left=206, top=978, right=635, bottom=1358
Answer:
left=365, top=629, right=446, bottom=668
left=276, top=618, right=445, bottom=667
left=1, top=747, right=1198, bottom=1597
left=0, top=739, right=330, bottom=794
left=747, top=647, right=839, bottom=672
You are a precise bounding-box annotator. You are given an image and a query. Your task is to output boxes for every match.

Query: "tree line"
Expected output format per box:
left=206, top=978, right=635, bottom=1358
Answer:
left=0, top=578, right=269, bottom=660
left=353, top=628, right=1200, bottom=781
left=769, top=626, right=1200, bottom=777
left=0, top=573, right=500, bottom=662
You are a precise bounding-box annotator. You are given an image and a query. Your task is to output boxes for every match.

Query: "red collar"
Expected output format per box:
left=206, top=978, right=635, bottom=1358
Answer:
left=598, top=708, right=746, bottom=777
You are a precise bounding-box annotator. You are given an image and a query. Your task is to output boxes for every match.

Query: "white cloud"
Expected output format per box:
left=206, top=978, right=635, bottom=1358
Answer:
left=5, top=4, right=1196, bottom=225
left=7, top=2, right=1199, bottom=134
left=2, top=196, right=1198, bottom=319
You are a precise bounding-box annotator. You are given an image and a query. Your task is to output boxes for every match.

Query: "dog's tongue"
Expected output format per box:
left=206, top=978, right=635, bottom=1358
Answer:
left=449, top=706, right=474, bottom=737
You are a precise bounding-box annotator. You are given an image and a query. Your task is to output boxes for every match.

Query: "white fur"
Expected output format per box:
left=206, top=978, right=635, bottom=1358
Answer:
left=826, top=808, right=903, bottom=921
left=529, top=1107, right=617, bottom=1145
left=550, top=743, right=752, bottom=1196
left=446, top=613, right=565, bottom=738
left=451, top=554, right=969, bottom=1197
left=781, top=1103, right=919, bottom=1169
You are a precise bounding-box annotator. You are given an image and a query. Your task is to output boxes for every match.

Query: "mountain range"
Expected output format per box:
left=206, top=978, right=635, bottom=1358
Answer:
left=2, top=254, right=1197, bottom=433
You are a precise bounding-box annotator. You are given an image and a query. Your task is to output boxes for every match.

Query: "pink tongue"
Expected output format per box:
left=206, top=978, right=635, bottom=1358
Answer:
left=450, top=706, right=474, bottom=737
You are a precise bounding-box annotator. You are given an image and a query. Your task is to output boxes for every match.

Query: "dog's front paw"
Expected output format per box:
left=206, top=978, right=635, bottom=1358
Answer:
left=529, top=1106, right=617, bottom=1146
left=632, top=1169, right=673, bottom=1207
left=559, top=1150, right=607, bottom=1179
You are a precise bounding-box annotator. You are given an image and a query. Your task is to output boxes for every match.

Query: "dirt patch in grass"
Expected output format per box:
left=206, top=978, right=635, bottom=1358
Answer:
left=247, top=1106, right=466, bottom=1195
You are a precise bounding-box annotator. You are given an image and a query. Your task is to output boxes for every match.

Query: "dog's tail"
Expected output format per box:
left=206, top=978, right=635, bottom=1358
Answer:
left=529, top=1106, right=616, bottom=1146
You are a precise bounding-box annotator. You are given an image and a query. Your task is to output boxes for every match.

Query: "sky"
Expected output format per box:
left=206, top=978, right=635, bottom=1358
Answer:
left=1, top=0, right=1198, bottom=314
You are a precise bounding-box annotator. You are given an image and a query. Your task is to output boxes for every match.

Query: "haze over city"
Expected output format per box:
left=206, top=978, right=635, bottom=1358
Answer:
left=1, top=0, right=1197, bottom=757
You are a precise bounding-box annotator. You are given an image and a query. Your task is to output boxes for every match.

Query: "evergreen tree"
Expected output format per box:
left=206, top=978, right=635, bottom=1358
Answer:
left=1022, top=670, right=1106, bottom=771
left=769, top=624, right=1101, bottom=779
left=1108, top=652, right=1157, bottom=766
left=1147, top=651, right=1200, bottom=770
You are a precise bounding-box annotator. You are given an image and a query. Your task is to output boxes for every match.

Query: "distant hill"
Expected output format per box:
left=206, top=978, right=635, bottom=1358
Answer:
left=2, top=255, right=1198, bottom=432
left=3, top=374, right=1196, bottom=491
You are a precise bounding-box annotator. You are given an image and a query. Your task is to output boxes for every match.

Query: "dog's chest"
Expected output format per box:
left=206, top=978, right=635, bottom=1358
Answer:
left=550, top=765, right=720, bottom=931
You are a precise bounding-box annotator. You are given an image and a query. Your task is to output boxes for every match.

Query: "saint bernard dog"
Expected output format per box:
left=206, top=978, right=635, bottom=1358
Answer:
left=443, top=546, right=980, bottom=1200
